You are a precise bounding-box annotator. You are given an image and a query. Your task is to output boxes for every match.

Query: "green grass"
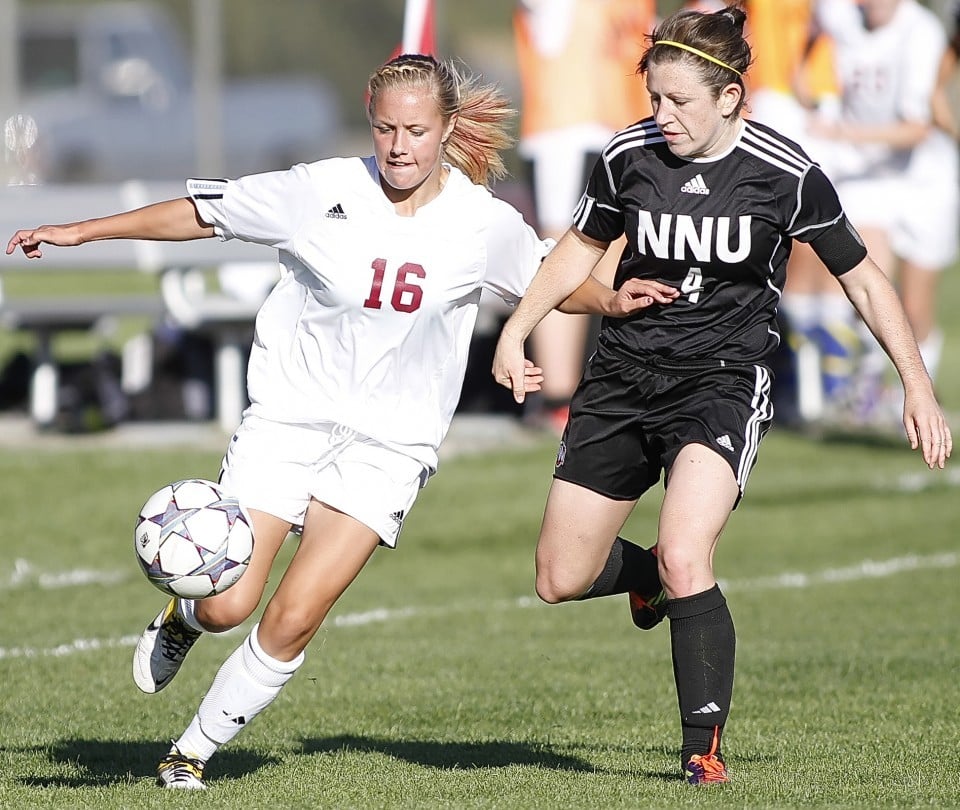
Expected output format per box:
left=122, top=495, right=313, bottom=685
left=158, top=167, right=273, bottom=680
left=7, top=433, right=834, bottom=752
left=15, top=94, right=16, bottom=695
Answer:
left=0, top=427, right=958, bottom=808
left=1, top=257, right=959, bottom=807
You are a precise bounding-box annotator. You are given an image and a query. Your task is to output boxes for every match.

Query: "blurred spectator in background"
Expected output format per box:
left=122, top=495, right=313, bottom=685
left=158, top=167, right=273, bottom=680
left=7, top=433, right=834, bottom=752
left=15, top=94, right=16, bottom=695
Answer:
left=810, top=0, right=954, bottom=427
left=513, top=0, right=655, bottom=434
left=741, top=0, right=858, bottom=424
left=905, top=0, right=960, bottom=391
left=931, top=1, right=960, bottom=141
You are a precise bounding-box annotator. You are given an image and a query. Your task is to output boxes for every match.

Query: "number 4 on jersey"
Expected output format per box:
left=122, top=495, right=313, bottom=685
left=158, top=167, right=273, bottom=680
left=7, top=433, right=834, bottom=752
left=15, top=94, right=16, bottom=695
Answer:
left=681, top=266, right=703, bottom=303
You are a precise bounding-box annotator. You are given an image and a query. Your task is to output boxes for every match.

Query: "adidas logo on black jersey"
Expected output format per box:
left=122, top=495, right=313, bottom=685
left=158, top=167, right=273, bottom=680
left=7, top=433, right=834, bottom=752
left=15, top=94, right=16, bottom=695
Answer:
left=680, top=174, right=710, bottom=195
left=325, top=203, right=347, bottom=219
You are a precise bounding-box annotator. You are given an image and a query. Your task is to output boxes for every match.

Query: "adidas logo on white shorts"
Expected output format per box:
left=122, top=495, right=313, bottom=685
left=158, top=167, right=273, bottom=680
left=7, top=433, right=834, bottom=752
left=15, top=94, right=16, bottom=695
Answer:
left=325, top=203, right=347, bottom=219
left=680, top=174, right=710, bottom=195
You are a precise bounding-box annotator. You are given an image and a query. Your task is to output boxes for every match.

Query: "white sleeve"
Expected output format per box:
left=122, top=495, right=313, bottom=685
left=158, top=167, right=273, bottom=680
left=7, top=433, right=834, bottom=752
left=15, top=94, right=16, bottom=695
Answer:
left=186, top=163, right=313, bottom=250
left=482, top=199, right=555, bottom=306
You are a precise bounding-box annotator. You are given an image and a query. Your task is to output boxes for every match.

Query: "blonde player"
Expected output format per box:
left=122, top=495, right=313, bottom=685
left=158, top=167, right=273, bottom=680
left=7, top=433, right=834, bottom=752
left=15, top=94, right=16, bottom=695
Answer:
left=5, top=54, right=665, bottom=789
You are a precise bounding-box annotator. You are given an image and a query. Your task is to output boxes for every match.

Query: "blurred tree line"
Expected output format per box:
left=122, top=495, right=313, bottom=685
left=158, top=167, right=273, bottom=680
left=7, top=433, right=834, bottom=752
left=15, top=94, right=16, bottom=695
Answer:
left=39, top=0, right=693, bottom=129
left=160, top=0, right=522, bottom=127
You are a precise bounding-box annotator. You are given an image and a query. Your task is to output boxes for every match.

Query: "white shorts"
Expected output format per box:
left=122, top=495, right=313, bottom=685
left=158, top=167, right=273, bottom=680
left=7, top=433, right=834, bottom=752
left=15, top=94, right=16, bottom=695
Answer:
left=219, top=415, right=429, bottom=547
left=898, top=130, right=960, bottom=271
left=835, top=171, right=959, bottom=271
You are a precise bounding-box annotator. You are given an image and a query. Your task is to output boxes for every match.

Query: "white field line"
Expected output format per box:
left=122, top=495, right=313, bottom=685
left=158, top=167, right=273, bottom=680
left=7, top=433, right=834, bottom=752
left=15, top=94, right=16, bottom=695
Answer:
left=0, top=550, right=956, bottom=661
left=4, top=464, right=958, bottom=596
left=1, top=558, right=127, bottom=590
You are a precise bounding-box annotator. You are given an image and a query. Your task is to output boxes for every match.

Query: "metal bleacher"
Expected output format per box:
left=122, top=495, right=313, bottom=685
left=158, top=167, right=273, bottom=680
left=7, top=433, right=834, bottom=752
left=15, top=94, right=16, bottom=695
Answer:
left=0, top=181, right=276, bottom=432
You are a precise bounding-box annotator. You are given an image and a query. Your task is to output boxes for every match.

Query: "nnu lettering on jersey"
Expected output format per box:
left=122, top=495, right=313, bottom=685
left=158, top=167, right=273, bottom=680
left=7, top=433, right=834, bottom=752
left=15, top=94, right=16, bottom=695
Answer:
left=634, top=211, right=752, bottom=263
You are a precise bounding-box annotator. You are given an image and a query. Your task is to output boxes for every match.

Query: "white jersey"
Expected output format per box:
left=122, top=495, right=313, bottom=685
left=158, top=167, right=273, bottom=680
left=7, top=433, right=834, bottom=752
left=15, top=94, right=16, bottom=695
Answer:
left=816, top=0, right=946, bottom=176
left=187, top=157, right=551, bottom=470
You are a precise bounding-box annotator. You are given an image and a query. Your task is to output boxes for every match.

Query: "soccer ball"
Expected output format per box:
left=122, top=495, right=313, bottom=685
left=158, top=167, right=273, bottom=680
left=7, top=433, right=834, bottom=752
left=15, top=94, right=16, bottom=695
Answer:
left=133, top=478, right=254, bottom=599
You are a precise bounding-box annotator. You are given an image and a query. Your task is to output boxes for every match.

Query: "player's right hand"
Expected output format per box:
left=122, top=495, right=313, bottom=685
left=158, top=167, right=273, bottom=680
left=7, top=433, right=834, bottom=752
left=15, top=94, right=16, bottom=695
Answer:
left=6, top=224, right=82, bottom=259
left=608, top=278, right=679, bottom=317
left=492, top=328, right=537, bottom=404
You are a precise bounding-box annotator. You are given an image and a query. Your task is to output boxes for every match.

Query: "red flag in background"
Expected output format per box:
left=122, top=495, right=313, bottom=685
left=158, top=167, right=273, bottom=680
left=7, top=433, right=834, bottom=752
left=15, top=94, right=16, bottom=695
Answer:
left=394, top=0, right=436, bottom=57
left=369, top=0, right=436, bottom=105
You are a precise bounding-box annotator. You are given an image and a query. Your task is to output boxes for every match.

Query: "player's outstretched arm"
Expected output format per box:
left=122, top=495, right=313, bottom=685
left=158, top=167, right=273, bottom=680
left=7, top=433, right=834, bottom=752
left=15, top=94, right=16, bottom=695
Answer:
left=5, top=198, right=214, bottom=260
left=837, top=257, right=953, bottom=469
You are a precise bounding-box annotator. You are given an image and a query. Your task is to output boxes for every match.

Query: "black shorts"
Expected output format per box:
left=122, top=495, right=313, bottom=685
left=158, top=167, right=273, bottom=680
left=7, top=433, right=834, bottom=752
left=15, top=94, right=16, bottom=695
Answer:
left=553, top=343, right=774, bottom=503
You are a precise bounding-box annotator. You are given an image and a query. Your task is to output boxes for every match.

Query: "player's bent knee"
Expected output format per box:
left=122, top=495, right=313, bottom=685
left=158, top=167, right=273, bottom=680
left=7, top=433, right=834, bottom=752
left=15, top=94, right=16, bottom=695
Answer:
left=535, top=570, right=584, bottom=604
left=194, top=590, right=258, bottom=632
left=656, top=545, right=714, bottom=598
left=258, top=604, right=324, bottom=658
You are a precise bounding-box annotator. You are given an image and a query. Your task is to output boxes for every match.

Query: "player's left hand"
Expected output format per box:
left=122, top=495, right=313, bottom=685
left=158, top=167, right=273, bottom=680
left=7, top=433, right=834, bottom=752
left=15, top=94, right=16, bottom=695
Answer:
left=903, top=392, right=952, bottom=469
left=607, top=278, right=679, bottom=317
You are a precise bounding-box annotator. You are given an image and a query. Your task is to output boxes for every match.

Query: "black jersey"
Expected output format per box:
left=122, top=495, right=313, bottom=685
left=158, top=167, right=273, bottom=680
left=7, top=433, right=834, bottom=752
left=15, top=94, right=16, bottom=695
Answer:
left=574, top=117, right=848, bottom=365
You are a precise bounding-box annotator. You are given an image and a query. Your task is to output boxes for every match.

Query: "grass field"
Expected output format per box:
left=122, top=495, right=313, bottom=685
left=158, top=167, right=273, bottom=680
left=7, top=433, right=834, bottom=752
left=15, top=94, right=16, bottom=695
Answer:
left=1, top=268, right=959, bottom=807
left=0, top=421, right=958, bottom=808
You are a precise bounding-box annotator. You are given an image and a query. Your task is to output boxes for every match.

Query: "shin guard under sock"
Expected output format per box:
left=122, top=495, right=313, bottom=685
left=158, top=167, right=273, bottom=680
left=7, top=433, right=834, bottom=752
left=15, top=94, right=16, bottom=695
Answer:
left=578, top=537, right=661, bottom=599
left=668, top=584, right=735, bottom=763
left=175, top=623, right=304, bottom=761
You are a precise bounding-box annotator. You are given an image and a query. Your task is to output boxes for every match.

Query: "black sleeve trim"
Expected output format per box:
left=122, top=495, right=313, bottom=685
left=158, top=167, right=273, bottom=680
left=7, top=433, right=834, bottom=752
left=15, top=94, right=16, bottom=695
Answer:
left=808, top=214, right=868, bottom=277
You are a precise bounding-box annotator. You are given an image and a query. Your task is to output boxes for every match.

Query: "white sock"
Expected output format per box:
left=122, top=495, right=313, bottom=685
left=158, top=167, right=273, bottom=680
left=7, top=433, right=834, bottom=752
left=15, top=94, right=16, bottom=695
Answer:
left=176, top=599, right=204, bottom=634
left=780, top=292, right=819, bottom=334
left=853, top=315, right=888, bottom=379
left=919, top=328, right=944, bottom=382
left=173, top=624, right=304, bottom=762
left=818, top=293, right=857, bottom=327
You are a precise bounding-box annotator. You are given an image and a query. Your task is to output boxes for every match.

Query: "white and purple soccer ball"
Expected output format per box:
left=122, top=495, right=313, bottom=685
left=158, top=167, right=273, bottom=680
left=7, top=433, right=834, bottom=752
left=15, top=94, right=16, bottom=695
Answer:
left=133, top=479, right=254, bottom=599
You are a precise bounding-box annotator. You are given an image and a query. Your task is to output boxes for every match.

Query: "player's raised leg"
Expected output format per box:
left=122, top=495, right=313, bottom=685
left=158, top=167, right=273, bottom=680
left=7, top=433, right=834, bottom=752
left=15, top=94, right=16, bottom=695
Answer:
left=534, top=465, right=664, bottom=627
left=133, top=508, right=292, bottom=693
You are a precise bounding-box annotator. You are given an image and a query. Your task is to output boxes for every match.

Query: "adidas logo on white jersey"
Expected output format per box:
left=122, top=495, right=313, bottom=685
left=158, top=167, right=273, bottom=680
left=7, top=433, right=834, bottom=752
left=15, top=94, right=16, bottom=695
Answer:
left=680, top=174, right=710, bottom=195
left=324, top=203, right=347, bottom=219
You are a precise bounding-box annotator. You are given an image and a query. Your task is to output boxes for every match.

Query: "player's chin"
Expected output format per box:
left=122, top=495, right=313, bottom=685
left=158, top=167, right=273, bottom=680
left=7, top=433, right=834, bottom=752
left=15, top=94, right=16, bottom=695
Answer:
left=381, top=166, right=423, bottom=191
left=665, top=142, right=695, bottom=159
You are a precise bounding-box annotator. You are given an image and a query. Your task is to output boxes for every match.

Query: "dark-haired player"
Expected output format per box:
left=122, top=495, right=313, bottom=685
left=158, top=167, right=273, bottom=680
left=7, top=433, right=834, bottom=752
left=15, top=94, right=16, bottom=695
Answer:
left=493, top=2, right=952, bottom=785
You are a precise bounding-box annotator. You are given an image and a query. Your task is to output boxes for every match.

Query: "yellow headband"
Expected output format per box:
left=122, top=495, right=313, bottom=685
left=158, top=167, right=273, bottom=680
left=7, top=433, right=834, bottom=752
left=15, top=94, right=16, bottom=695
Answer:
left=655, top=40, right=742, bottom=77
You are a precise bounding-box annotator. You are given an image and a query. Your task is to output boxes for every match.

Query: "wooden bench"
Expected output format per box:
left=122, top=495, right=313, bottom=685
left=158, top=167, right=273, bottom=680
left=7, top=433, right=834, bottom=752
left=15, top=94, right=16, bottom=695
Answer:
left=0, top=181, right=275, bottom=431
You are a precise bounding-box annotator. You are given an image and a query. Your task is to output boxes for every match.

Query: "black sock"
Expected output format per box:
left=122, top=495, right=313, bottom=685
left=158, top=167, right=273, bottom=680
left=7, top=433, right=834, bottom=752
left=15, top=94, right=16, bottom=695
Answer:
left=668, top=584, right=735, bottom=764
left=577, top=537, right=660, bottom=600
